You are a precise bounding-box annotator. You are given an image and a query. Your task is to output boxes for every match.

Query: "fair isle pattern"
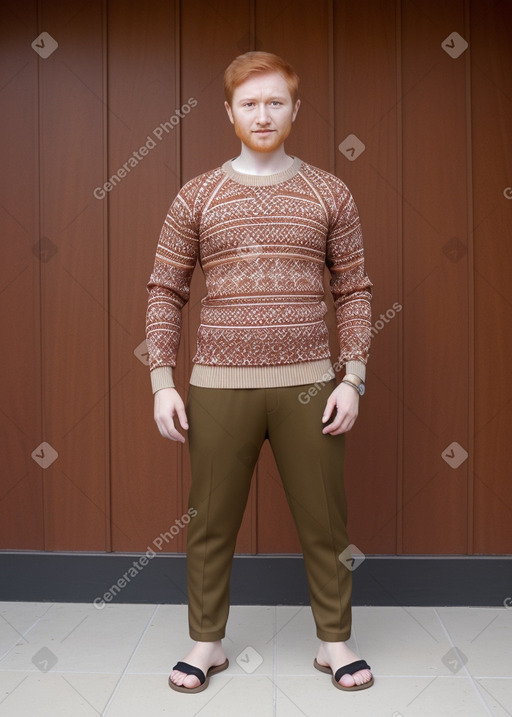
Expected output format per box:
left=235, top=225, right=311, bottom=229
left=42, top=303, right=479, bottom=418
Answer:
left=146, top=158, right=373, bottom=383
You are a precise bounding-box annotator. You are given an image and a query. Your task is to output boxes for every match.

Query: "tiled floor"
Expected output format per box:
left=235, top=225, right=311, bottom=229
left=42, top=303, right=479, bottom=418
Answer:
left=0, top=602, right=511, bottom=716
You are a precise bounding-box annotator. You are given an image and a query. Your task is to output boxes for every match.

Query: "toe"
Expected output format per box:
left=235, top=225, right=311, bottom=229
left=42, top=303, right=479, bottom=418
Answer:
left=338, top=668, right=372, bottom=688
left=170, top=670, right=183, bottom=686
left=338, top=672, right=356, bottom=688
left=170, top=670, right=200, bottom=689
left=183, top=673, right=201, bottom=689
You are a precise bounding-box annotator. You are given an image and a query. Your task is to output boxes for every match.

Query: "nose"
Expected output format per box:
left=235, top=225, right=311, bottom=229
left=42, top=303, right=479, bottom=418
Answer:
left=256, top=103, right=270, bottom=125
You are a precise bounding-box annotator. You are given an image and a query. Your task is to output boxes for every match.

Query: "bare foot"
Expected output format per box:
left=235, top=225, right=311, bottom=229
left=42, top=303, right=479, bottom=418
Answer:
left=169, top=640, right=227, bottom=689
left=316, top=640, right=372, bottom=688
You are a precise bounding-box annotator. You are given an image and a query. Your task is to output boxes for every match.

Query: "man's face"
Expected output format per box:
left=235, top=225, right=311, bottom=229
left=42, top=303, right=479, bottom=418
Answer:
left=225, top=72, right=300, bottom=153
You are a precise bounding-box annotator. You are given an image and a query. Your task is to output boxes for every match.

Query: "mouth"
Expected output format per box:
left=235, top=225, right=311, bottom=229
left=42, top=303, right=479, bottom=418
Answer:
left=253, top=129, right=275, bottom=134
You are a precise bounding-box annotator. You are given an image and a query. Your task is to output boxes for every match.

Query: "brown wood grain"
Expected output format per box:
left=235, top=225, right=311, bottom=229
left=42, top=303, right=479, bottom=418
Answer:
left=471, top=0, right=512, bottom=553
left=401, top=0, right=470, bottom=553
left=36, top=0, right=108, bottom=549
left=0, top=1, right=44, bottom=548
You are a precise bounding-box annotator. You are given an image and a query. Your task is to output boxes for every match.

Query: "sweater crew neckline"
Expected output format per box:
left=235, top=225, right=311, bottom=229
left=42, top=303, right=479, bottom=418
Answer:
left=222, top=156, right=302, bottom=186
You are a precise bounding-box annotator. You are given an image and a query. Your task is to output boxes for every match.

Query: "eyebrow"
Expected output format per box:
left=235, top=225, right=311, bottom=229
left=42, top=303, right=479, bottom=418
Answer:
left=237, top=95, right=288, bottom=103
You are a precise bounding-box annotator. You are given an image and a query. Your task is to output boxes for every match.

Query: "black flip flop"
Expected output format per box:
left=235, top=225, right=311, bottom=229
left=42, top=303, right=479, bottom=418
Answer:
left=313, top=658, right=374, bottom=691
left=168, top=658, right=229, bottom=693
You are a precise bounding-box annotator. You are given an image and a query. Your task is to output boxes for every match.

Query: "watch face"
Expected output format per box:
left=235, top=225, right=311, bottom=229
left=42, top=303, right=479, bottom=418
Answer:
left=358, top=383, right=365, bottom=396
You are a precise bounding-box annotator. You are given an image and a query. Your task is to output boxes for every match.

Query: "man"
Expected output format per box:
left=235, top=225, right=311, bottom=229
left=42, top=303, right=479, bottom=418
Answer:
left=146, top=51, right=374, bottom=693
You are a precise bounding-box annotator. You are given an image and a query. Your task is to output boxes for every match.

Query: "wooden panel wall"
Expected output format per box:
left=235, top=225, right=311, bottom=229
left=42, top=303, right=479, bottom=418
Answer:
left=471, top=0, right=512, bottom=552
left=0, top=1, right=42, bottom=549
left=1, top=0, right=511, bottom=556
left=2, top=0, right=109, bottom=550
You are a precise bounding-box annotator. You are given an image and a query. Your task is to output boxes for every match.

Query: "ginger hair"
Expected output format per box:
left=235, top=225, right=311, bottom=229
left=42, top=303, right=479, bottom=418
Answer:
left=224, top=51, right=299, bottom=106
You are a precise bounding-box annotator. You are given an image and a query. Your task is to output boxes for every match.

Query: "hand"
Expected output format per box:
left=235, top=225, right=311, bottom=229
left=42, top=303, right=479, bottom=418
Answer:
left=321, top=382, right=359, bottom=435
left=154, top=388, right=189, bottom=442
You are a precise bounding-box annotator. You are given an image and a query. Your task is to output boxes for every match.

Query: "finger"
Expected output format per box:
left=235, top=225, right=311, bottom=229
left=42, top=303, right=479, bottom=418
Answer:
left=176, top=406, right=189, bottom=430
left=322, top=419, right=341, bottom=435
left=164, top=421, right=185, bottom=442
left=322, top=410, right=355, bottom=435
left=322, top=399, right=335, bottom=423
left=322, top=411, right=344, bottom=434
left=166, top=419, right=186, bottom=442
left=157, top=416, right=186, bottom=443
left=332, top=413, right=357, bottom=435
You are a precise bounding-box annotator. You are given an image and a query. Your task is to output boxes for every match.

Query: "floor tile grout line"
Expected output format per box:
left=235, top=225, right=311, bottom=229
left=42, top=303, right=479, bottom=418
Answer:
left=0, top=668, right=508, bottom=679
left=273, top=605, right=277, bottom=716
left=0, top=603, right=55, bottom=663
left=433, top=607, right=494, bottom=716
left=351, top=619, right=361, bottom=663
left=101, top=603, right=160, bottom=715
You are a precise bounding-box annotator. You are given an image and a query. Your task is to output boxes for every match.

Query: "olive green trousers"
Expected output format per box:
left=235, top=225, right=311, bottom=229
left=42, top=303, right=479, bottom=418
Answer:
left=185, top=378, right=352, bottom=642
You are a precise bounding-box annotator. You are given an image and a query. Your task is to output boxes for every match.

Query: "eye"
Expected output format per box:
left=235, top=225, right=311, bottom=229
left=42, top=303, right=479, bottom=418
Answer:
left=270, top=101, right=281, bottom=106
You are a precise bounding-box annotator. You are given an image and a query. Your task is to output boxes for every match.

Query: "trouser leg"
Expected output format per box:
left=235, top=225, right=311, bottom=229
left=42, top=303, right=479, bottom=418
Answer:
left=185, top=385, right=267, bottom=641
left=266, top=379, right=352, bottom=641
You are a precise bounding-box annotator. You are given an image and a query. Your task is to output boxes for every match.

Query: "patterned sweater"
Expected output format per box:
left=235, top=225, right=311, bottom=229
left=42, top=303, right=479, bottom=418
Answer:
left=146, top=156, right=373, bottom=391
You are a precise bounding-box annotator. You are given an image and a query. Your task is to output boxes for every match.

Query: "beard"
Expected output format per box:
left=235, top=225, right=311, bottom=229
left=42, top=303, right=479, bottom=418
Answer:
left=232, top=118, right=292, bottom=153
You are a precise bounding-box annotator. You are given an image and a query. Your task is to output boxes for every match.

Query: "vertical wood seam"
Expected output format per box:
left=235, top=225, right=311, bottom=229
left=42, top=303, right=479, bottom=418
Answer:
left=103, top=0, right=112, bottom=552
left=250, top=0, right=255, bottom=50
left=396, top=0, right=404, bottom=555
left=36, top=0, right=46, bottom=549
left=465, top=0, right=475, bottom=555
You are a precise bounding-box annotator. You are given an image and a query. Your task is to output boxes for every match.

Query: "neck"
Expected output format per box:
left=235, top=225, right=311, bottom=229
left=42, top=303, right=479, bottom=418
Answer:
left=231, top=144, right=293, bottom=176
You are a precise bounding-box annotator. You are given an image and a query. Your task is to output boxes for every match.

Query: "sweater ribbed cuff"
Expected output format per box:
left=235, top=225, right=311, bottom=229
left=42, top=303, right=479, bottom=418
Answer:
left=150, top=366, right=175, bottom=393
left=344, top=360, right=366, bottom=383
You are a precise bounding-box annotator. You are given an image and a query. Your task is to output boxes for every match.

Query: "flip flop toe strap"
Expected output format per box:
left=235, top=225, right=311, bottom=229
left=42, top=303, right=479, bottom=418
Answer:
left=334, top=659, right=371, bottom=683
left=172, top=661, right=206, bottom=685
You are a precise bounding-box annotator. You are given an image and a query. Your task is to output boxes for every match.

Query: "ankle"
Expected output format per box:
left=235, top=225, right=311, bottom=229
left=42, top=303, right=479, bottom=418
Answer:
left=194, top=639, right=222, bottom=648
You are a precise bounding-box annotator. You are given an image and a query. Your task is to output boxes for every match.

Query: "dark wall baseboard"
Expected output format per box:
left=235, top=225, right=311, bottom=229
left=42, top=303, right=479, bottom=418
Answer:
left=1, top=553, right=511, bottom=607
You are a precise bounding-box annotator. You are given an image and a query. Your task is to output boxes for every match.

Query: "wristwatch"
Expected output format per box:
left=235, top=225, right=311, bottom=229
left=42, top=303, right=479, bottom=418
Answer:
left=342, top=376, right=366, bottom=396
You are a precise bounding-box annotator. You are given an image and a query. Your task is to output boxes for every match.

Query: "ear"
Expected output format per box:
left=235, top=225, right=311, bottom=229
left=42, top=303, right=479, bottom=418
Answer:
left=291, top=99, right=301, bottom=122
left=224, top=101, right=235, bottom=125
